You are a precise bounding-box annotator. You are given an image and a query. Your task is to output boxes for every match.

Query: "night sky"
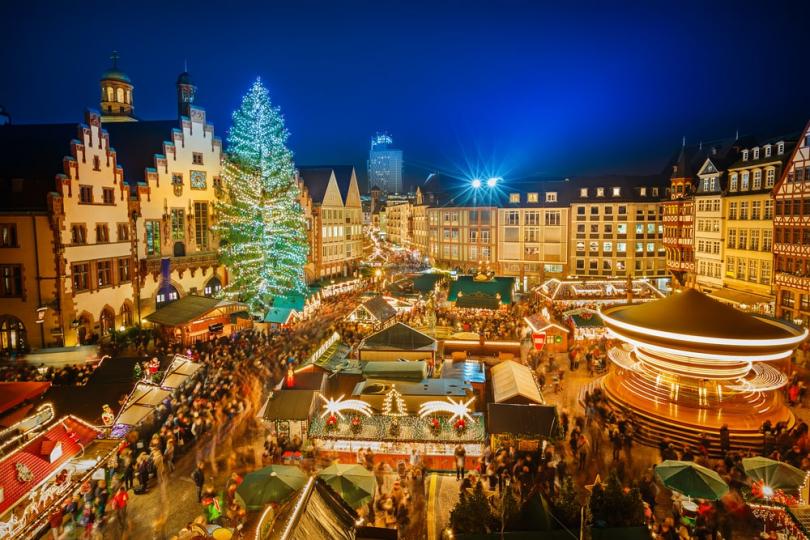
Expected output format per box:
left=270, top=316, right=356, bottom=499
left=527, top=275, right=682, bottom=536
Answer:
left=3, top=0, right=809, bottom=190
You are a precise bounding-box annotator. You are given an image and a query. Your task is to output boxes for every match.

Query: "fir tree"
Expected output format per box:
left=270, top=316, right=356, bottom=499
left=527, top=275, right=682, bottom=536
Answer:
left=552, top=475, right=582, bottom=530
left=449, top=482, right=495, bottom=533
left=588, top=471, right=645, bottom=528
left=215, top=78, right=308, bottom=313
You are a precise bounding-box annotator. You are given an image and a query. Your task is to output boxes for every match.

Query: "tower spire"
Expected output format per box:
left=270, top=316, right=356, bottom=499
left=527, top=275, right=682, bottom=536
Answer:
left=110, top=50, right=120, bottom=68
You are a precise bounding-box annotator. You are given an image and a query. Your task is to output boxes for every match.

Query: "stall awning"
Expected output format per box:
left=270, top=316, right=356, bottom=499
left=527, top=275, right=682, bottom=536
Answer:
left=160, top=355, right=202, bottom=389
left=709, top=287, right=773, bottom=308
left=280, top=478, right=358, bottom=540
left=145, top=295, right=246, bottom=326
left=487, top=403, right=557, bottom=437
left=263, top=390, right=317, bottom=421
left=360, top=322, right=437, bottom=351
left=352, top=296, right=397, bottom=323
left=0, top=382, right=51, bottom=416
left=115, top=383, right=171, bottom=426
left=491, top=360, right=544, bottom=405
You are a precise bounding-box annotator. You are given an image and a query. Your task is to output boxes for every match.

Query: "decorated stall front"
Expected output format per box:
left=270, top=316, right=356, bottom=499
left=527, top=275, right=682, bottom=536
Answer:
left=144, top=296, right=249, bottom=345
left=310, top=385, right=484, bottom=471
left=261, top=390, right=318, bottom=450
left=358, top=322, right=437, bottom=364
left=159, top=354, right=202, bottom=390
left=345, top=296, right=398, bottom=330
left=564, top=308, right=606, bottom=340
left=536, top=277, right=664, bottom=306
left=447, top=274, right=515, bottom=310
left=524, top=312, right=569, bottom=354
left=111, top=383, right=172, bottom=438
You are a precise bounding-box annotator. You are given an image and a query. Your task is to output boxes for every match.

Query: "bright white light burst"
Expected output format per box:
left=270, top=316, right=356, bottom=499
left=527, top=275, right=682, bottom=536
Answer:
left=320, top=394, right=373, bottom=419
left=418, top=396, right=475, bottom=423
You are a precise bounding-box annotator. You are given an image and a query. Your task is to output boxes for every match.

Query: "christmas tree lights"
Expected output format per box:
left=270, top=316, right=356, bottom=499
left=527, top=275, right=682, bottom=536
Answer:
left=382, top=385, right=408, bottom=416
left=215, top=78, right=308, bottom=313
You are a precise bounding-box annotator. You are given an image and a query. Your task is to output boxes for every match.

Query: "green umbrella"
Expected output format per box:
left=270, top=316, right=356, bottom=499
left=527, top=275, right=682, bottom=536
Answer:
left=742, top=457, right=807, bottom=490
left=317, top=463, right=377, bottom=508
left=655, top=460, right=729, bottom=500
left=236, top=465, right=307, bottom=510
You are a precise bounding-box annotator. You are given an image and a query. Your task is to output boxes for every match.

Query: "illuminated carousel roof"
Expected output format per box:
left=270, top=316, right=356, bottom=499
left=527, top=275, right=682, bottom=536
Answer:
left=602, top=289, right=804, bottom=342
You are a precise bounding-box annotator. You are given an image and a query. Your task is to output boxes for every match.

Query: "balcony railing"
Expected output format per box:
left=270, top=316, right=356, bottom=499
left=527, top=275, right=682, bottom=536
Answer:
left=143, top=251, right=220, bottom=274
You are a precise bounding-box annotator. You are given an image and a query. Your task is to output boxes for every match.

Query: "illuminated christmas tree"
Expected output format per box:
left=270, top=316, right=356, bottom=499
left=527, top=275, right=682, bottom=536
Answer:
left=382, top=385, right=408, bottom=416
left=216, top=78, right=308, bottom=313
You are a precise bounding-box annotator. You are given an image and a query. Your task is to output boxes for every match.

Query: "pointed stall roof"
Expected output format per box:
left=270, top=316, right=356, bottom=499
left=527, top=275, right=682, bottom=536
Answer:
left=354, top=296, right=397, bottom=324
left=491, top=360, right=544, bottom=405
left=361, top=322, right=437, bottom=351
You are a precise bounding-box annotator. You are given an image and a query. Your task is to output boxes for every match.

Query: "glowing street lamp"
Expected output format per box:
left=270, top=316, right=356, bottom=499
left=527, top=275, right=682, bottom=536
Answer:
left=471, top=178, right=482, bottom=189
left=486, top=177, right=500, bottom=188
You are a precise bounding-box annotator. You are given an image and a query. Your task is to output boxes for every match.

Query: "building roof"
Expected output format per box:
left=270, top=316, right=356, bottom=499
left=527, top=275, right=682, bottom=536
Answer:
left=490, top=360, right=544, bottom=405
left=448, top=276, right=515, bottom=307
left=487, top=403, right=557, bottom=437
left=386, top=273, right=443, bottom=297
left=115, top=383, right=171, bottom=426
left=278, top=478, right=358, bottom=540
left=263, top=390, right=317, bottom=421
left=360, top=322, right=437, bottom=351
left=160, top=355, right=202, bottom=389
left=298, top=165, right=355, bottom=204
left=601, top=289, right=802, bottom=341
left=0, top=416, right=100, bottom=517
left=104, top=120, right=178, bottom=185
left=0, top=122, right=78, bottom=212
left=358, top=296, right=397, bottom=323
left=264, top=307, right=298, bottom=324
left=352, top=378, right=470, bottom=397
left=0, top=382, right=51, bottom=417
left=144, top=295, right=240, bottom=326
left=362, top=361, right=427, bottom=381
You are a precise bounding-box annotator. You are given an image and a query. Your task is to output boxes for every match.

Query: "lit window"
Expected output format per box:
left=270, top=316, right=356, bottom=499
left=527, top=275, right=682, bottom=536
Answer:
left=640, top=187, right=647, bottom=196
left=764, top=145, right=772, bottom=157
left=742, top=150, right=749, bottom=161
left=509, top=193, right=520, bottom=203
left=596, top=188, right=605, bottom=197
left=545, top=192, right=557, bottom=202
left=753, top=148, right=759, bottom=159
left=579, top=188, right=588, bottom=197
left=777, top=142, right=784, bottom=155
left=527, top=192, right=539, bottom=203
left=612, top=187, right=621, bottom=197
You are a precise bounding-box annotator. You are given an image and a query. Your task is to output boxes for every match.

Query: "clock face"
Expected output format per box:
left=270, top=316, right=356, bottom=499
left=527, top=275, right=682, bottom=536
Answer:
left=190, top=170, right=207, bottom=189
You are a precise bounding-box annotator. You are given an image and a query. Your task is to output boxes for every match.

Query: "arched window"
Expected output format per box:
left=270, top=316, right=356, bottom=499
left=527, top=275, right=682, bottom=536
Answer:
left=106, top=86, right=113, bottom=102
left=116, top=87, right=124, bottom=103
left=121, top=303, right=133, bottom=327
left=156, top=285, right=179, bottom=309
left=204, top=276, right=222, bottom=297
left=99, top=308, right=115, bottom=336
left=0, top=316, right=26, bottom=353
left=126, top=89, right=131, bottom=104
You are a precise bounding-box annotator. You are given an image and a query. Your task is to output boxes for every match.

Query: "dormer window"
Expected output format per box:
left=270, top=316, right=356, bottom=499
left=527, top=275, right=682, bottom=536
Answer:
left=596, top=188, right=605, bottom=197
left=764, top=145, right=772, bottom=157
left=742, top=150, right=749, bottom=161
left=752, top=148, right=759, bottom=160
left=509, top=193, right=520, bottom=203
left=640, top=187, right=647, bottom=196
left=777, top=142, right=784, bottom=155
left=730, top=173, right=738, bottom=191
left=527, top=192, right=539, bottom=203
left=545, top=192, right=557, bottom=203
left=652, top=187, right=659, bottom=197
left=579, top=188, right=588, bottom=197
left=611, top=187, right=621, bottom=197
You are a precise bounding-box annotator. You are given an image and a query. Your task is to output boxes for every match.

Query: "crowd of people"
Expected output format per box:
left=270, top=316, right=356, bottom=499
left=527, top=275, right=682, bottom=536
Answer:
left=0, top=362, right=97, bottom=386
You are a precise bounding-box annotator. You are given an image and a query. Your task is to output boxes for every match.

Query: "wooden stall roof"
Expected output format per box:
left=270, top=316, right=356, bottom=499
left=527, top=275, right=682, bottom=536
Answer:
left=491, top=360, right=544, bottom=405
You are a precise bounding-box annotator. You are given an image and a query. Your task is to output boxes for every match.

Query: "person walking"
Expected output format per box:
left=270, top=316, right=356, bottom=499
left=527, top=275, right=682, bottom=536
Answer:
left=577, top=433, right=589, bottom=471
left=454, top=444, right=467, bottom=480
left=191, top=463, right=205, bottom=502
left=111, top=485, right=129, bottom=533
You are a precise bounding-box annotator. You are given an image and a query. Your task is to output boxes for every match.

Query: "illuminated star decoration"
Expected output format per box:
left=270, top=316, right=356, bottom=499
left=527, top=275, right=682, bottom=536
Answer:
left=320, top=394, right=373, bottom=419
left=584, top=474, right=603, bottom=493
left=418, top=396, right=475, bottom=423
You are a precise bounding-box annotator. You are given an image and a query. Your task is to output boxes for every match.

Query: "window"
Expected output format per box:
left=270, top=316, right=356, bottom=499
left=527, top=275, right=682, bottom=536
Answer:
left=102, top=187, right=115, bottom=204
left=729, top=174, right=738, bottom=192
left=752, top=201, right=761, bottom=220
left=742, top=150, right=749, bottom=161
left=748, top=260, right=758, bottom=282
left=204, top=277, right=222, bottom=297
left=753, top=170, right=762, bottom=190
left=145, top=220, right=161, bottom=256
left=590, top=224, right=599, bottom=234
left=118, top=257, right=131, bottom=283
left=604, top=223, right=613, bottom=234
left=589, top=242, right=598, bottom=253
left=79, top=185, right=93, bottom=203
left=71, top=224, right=87, bottom=244
left=764, top=145, right=772, bottom=158
left=192, top=152, right=204, bottom=165
left=96, top=223, right=109, bottom=243
left=612, top=187, right=621, bottom=197
left=117, top=223, right=129, bottom=241
left=760, top=261, right=771, bottom=284
left=545, top=211, right=561, bottom=226
left=777, top=142, right=784, bottom=155
left=172, top=173, right=183, bottom=186
left=0, top=265, right=22, bottom=297
left=527, top=192, right=539, bottom=203
left=171, top=209, right=185, bottom=240
left=71, top=263, right=89, bottom=292
left=509, top=193, right=520, bottom=203
left=617, top=242, right=627, bottom=253
left=596, top=188, right=605, bottom=197
left=618, top=205, right=626, bottom=215
left=603, top=241, right=612, bottom=253
left=764, top=200, right=773, bottom=219
left=576, top=259, right=585, bottom=270
left=763, top=230, right=772, bottom=251
left=766, top=169, right=775, bottom=187
left=0, top=224, right=17, bottom=247
left=93, top=156, right=101, bottom=171
left=640, top=187, right=647, bottom=196
left=96, top=260, right=112, bottom=287
left=750, top=230, right=760, bottom=251
left=740, top=201, right=749, bottom=220
left=737, top=258, right=745, bottom=278
left=524, top=227, right=539, bottom=243
left=652, top=187, right=659, bottom=197
left=741, top=171, right=750, bottom=191
left=727, top=230, right=736, bottom=249
left=194, top=202, right=209, bottom=249
left=738, top=230, right=748, bottom=250
left=753, top=148, right=760, bottom=159
left=579, top=188, right=588, bottom=198
left=545, top=192, right=557, bottom=203
left=468, top=229, right=478, bottom=242
left=525, top=211, right=540, bottom=226
left=617, top=223, right=627, bottom=235
left=781, top=291, right=795, bottom=308
left=505, top=211, right=519, bottom=225
left=590, top=206, right=599, bottom=216
left=728, top=202, right=737, bottom=220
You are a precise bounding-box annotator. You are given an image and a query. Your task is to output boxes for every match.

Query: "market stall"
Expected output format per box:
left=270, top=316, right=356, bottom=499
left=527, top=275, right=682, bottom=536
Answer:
left=159, top=354, right=202, bottom=390
left=345, top=296, right=397, bottom=330
left=524, top=312, right=569, bottom=354
left=144, top=295, right=249, bottom=345
left=112, top=383, right=171, bottom=437
left=564, top=308, right=606, bottom=340
left=358, top=322, right=437, bottom=363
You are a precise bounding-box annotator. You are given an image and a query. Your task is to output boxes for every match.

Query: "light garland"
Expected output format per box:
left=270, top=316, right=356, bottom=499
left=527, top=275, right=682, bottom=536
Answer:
left=320, top=394, right=373, bottom=419
left=382, top=385, right=408, bottom=416
left=418, top=396, right=475, bottom=423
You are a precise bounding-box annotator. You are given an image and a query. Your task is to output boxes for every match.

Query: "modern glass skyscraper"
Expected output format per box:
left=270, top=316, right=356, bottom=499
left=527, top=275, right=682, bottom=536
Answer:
left=367, top=133, right=403, bottom=194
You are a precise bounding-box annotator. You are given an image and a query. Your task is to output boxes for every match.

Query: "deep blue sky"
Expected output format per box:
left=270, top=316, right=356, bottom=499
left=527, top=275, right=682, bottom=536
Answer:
left=2, top=0, right=809, bottom=190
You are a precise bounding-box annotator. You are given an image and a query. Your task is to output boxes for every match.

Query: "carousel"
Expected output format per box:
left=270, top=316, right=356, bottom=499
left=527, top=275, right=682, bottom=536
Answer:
left=599, top=289, right=807, bottom=453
